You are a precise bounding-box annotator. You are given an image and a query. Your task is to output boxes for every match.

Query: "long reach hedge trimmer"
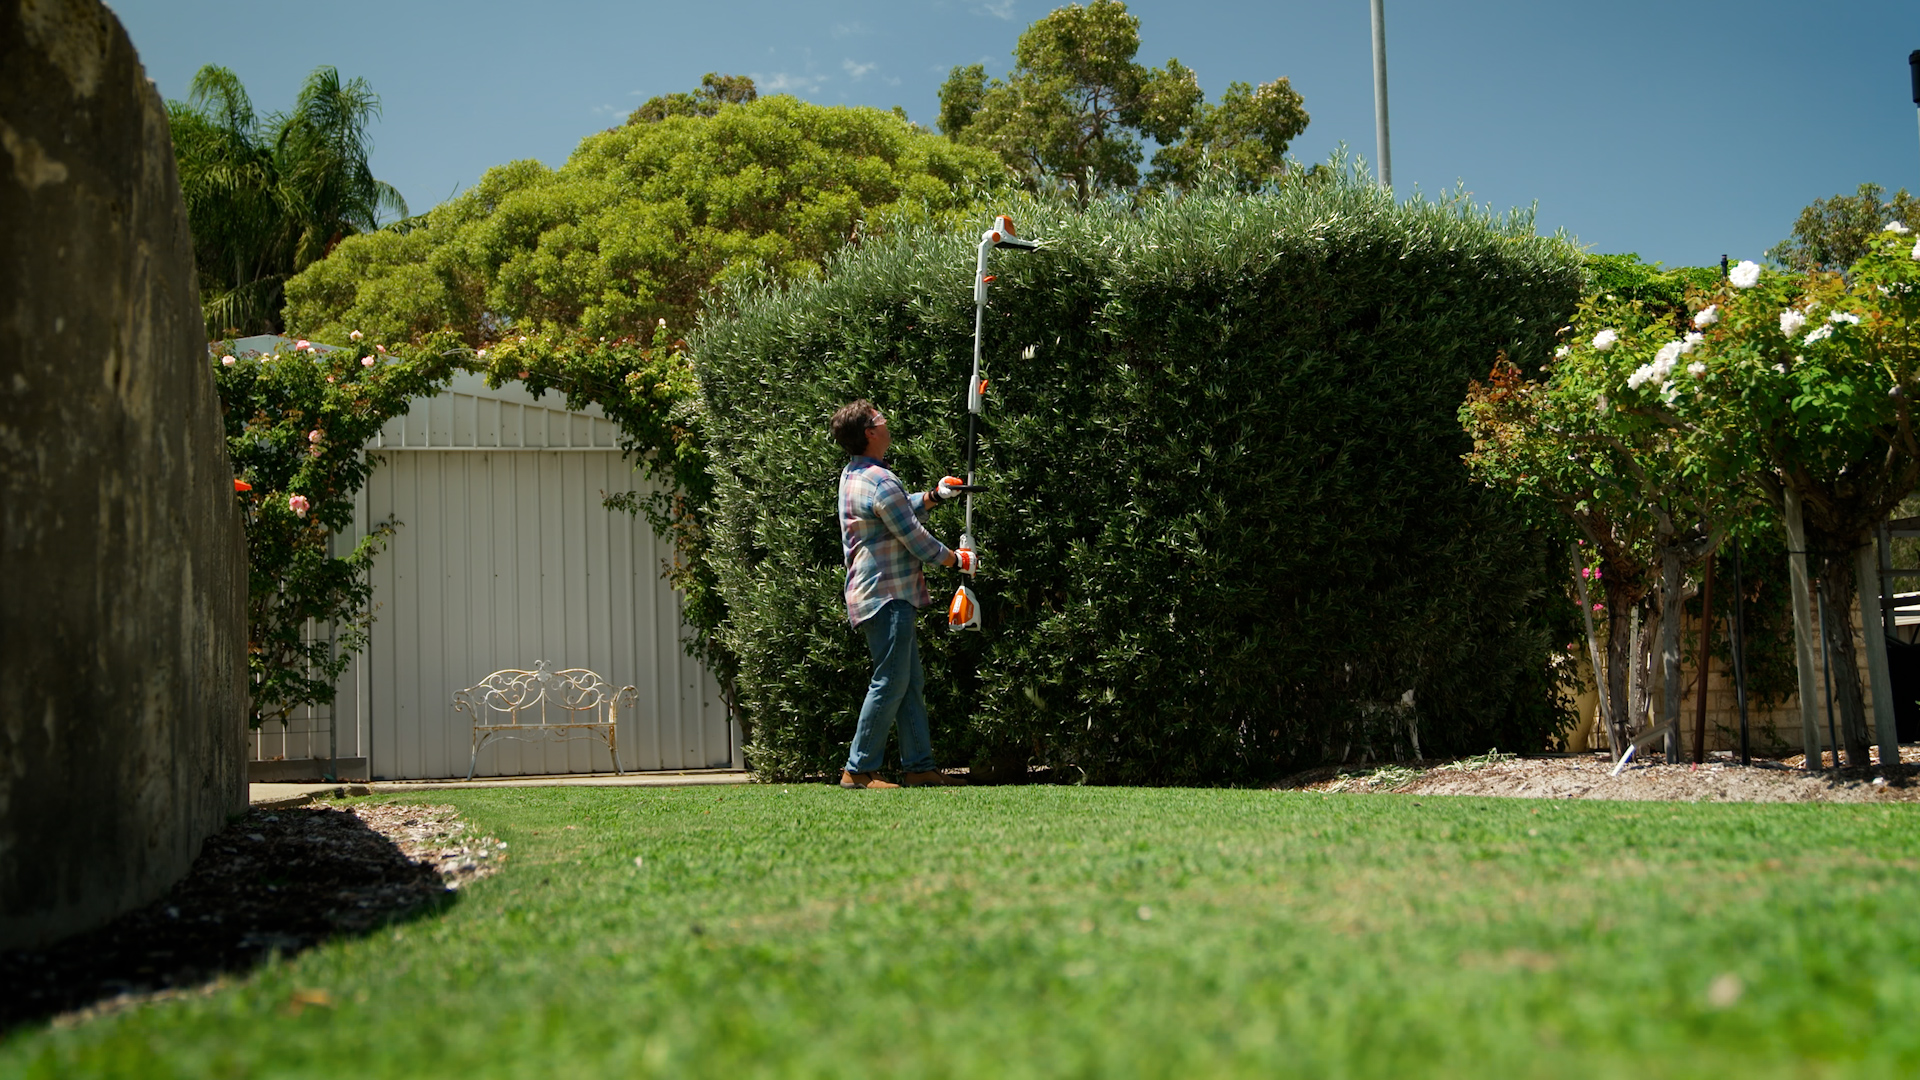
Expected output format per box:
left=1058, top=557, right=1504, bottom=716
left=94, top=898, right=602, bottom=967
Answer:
left=948, top=215, right=1039, bottom=632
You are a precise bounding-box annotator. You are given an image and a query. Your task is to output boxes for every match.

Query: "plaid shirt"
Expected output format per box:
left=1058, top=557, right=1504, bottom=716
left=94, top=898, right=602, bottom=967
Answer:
left=839, top=456, right=952, bottom=627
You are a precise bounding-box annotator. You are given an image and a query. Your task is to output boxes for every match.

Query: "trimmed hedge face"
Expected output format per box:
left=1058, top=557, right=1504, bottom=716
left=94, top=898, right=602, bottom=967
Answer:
left=695, top=181, right=1587, bottom=784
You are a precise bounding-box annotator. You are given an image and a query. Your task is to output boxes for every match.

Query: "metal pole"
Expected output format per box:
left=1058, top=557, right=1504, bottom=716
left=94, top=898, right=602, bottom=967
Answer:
left=1732, top=542, right=1750, bottom=766
left=1370, top=0, right=1392, bottom=190
left=1910, top=51, right=1920, bottom=180
left=327, top=618, right=338, bottom=782
left=965, top=237, right=990, bottom=540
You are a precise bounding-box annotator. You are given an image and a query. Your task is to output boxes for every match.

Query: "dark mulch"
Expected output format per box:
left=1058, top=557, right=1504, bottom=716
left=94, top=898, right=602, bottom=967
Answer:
left=0, top=802, right=498, bottom=1032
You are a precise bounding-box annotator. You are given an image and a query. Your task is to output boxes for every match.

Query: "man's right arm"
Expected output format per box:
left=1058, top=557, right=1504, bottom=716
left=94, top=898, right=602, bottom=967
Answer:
left=872, top=477, right=954, bottom=567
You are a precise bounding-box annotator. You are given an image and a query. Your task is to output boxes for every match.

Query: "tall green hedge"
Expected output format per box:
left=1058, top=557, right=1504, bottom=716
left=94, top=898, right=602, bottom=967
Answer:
left=694, top=177, right=1587, bottom=784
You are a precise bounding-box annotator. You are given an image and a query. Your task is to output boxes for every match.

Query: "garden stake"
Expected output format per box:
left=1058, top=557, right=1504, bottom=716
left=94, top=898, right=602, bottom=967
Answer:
left=1819, top=584, right=1839, bottom=772
left=949, top=215, right=1038, bottom=632
left=1571, top=542, right=1617, bottom=757
left=1692, top=554, right=1714, bottom=764
left=1733, top=542, right=1751, bottom=766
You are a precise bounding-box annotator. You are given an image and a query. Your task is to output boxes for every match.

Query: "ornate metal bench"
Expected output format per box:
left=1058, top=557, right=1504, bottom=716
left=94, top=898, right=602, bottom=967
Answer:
left=452, top=661, right=635, bottom=780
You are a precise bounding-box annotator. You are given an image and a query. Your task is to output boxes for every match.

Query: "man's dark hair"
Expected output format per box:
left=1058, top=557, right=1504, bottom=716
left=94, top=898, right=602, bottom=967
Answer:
left=831, top=399, right=878, bottom=455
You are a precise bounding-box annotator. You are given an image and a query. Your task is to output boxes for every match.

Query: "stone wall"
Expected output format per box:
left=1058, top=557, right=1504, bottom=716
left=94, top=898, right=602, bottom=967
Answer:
left=0, top=0, right=248, bottom=949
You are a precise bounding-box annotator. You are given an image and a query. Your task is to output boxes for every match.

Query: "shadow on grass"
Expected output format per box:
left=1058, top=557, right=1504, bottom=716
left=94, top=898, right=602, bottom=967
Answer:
left=0, top=805, right=460, bottom=1032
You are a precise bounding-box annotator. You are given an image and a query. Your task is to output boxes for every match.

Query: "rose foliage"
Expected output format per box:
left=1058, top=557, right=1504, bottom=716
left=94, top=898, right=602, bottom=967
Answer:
left=1462, top=294, right=1751, bottom=756
left=218, top=326, right=700, bottom=728
left=1462, top=228, right=1920, bottom=762
left=215, top=334, right=461, bottom=726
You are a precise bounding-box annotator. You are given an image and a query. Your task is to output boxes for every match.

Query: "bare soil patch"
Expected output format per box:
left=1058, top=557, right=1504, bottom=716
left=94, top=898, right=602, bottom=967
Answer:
left=1275, top=747, right=1920, bottom=803
left=0, top=801, right=500, bottom=1032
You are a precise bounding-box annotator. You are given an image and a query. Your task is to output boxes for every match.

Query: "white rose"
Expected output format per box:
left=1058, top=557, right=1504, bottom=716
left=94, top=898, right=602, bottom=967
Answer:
left=1730, top=260, right=1762, bottom=288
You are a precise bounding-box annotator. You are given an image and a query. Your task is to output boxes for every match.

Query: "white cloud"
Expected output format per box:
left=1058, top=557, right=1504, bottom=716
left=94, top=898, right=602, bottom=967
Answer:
left=755, top=71, right=829, bottom=94
left=978, top=0, right=1017, bottom=19
left=590, top=103, right=625, bottom=118
left=843, top=59, right=877, bottom=80
left=832, top=21, right=870, bottom=38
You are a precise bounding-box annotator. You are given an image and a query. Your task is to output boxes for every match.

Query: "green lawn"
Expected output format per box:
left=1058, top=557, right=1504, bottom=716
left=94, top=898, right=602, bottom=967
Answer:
left=7, top=786, right=1920, bottom=1078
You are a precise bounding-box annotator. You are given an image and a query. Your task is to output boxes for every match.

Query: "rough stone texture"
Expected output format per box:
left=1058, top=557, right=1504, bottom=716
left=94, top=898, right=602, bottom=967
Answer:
left=0, top=0, right=248, bottom=949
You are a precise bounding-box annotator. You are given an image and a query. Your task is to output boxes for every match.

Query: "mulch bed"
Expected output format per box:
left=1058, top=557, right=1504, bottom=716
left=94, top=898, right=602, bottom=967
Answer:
left=0, top=801, right=500, bottom=1032
left=1274, top=747, right=1920, bottom=802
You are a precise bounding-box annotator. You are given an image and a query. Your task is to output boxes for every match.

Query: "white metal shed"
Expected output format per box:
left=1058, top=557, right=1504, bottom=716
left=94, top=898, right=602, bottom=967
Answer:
left=239, top=338, right=738, bottom=780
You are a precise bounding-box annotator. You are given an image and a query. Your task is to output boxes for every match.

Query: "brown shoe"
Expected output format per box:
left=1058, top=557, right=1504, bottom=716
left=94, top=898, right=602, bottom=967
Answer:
left=901, top=770, right=968, bottom=787
left=839, top=770, right=899, bottom=789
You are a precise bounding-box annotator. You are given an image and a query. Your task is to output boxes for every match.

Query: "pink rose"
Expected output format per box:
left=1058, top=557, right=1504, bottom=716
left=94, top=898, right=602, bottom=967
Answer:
left=289, top=494, right=310, bottom=517
left=362, top=356, right=375, bottom=367
left=308, top=430, right=322, bottom=443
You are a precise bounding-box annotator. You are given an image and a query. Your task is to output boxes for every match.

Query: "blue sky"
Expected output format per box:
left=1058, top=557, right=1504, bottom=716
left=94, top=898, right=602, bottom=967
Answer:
left=109, top=0, right=1919, bottom=269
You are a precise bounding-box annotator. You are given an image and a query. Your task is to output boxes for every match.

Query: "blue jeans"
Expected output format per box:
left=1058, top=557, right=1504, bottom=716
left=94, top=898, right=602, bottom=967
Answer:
left=846, top=599, right=936, bottom=774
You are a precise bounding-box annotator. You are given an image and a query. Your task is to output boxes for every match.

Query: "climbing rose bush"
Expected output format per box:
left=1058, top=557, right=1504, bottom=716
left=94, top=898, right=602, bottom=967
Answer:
left=214, top=332, right=463, bottom=727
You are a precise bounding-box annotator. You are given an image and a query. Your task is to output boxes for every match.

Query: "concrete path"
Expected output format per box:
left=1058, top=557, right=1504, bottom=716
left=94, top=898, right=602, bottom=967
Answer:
left=249, top=769, right=752, bottom=808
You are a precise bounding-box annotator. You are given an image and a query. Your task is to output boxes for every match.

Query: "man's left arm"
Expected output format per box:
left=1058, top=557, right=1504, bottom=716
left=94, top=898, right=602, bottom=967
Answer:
left=910, top=475, right=964, bottom=520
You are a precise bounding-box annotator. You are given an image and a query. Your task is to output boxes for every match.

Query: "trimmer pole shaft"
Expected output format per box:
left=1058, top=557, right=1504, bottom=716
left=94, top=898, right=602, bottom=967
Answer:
left=965, top=238, right=990, bottom=538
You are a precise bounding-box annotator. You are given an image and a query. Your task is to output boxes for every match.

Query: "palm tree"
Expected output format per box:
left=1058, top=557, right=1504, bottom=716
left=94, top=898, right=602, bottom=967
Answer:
left=169, top=64, right=406, bottom=337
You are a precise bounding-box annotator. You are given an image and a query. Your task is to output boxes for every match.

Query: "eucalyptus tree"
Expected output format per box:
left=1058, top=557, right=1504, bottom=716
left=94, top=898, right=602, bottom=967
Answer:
left=937, top=0, right=1307, bottom=204
left=1767, top=183, right=1920, bottom=275
left=168, top=64, right=404, bottom=336
left=628, top=72, right=757, bottom=124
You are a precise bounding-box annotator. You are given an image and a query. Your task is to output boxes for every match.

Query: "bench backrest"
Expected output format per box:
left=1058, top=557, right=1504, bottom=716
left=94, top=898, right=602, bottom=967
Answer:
left=451, top=661, right=637, bottom=726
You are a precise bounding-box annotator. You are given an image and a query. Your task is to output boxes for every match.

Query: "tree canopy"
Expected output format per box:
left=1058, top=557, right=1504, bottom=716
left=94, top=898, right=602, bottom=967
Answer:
left=1766, top=182, right=1920, bottom=274
left=937, top=0, right=1307, bottom=203
left=628, top=72, right=758, bottom=125
left=284, top=93, right=1009, bottom=345
left=169, top=65, right=405, bottom=336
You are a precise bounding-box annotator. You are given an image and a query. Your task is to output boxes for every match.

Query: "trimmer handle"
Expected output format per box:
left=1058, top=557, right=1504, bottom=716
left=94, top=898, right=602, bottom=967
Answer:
left=952, top=484, right=989, bottom=493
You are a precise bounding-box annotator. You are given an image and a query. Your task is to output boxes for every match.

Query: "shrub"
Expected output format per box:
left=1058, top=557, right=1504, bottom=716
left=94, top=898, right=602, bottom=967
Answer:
left=694, top=173, right=1587, bottom=783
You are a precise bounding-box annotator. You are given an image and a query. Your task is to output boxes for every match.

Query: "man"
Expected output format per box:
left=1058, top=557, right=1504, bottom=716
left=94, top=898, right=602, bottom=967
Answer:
left=830, top=399, right=977, bottom=789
